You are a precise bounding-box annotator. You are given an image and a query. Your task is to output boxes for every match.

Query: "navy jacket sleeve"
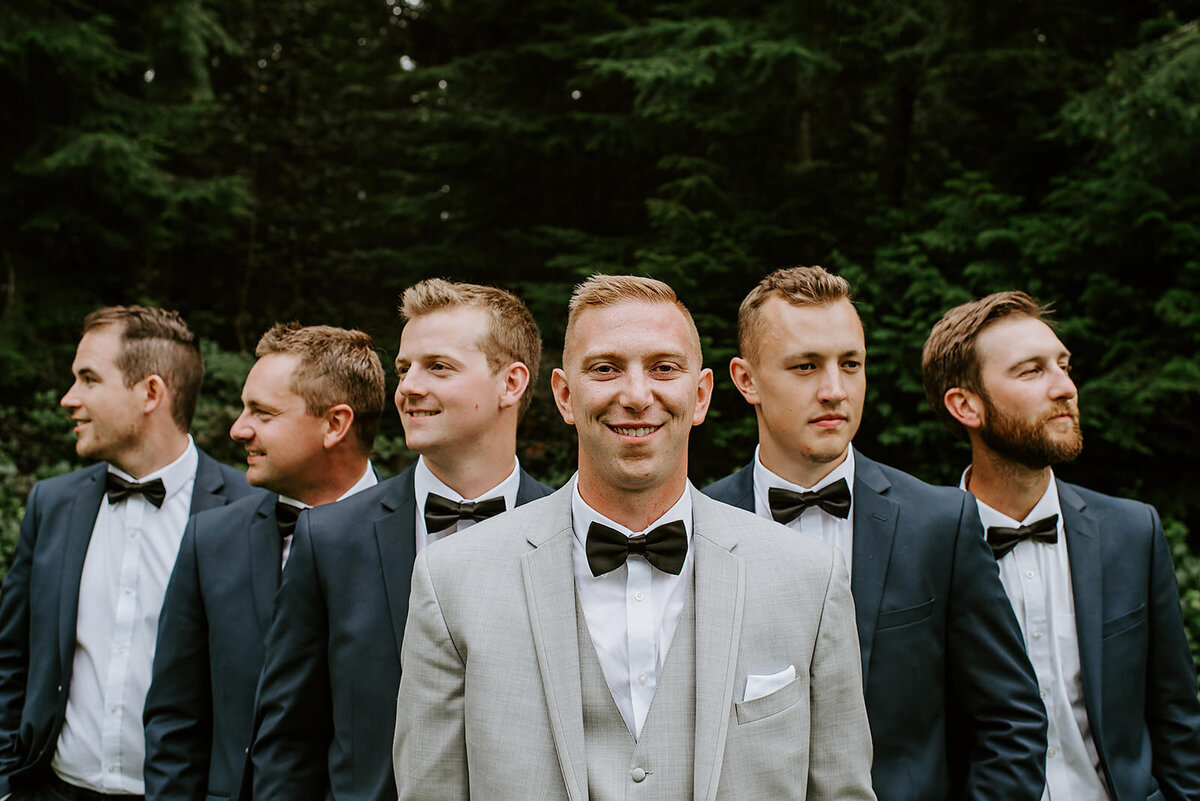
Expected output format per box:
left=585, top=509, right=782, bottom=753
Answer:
left=947, top=495, right=1048, bottom=800
left=250, top=514, right=331, bottom=801
left=1144, top=506, right=1200, bottom=800
left=143, top=517, right=212, bottom=801
left=0, top=483, right=40, bottom=795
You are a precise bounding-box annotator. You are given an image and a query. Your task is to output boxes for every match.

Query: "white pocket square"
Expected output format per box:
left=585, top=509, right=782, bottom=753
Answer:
left=743, top=665, right=796, bottom=702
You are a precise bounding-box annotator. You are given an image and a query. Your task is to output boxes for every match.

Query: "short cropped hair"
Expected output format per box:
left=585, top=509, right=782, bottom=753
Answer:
left=738, top=266, right=853, bottom=363
left=399, top=279, right=542, bottom=416
left=255, top=323, right=387, bottom=451
left=564, top=274, right=702, bottom=362
left=82, top=306, right=204, bottom=432
left=921, top=291, right=1053, bottom=435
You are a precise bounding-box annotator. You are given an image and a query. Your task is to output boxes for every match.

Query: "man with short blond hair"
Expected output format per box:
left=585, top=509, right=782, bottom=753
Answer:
left=394, top=274, right=874, bottom=801
left=705, top=266, right=1047, bottom=801
left=143, top=322, right=385, bottom=801
left=0, top=306, right=255, bottom=801
left=252, top=281, right=552, bottom=801
left=923, top=291, right=1200, bottom=801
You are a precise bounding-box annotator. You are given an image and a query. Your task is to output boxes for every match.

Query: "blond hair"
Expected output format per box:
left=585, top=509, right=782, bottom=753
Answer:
left=737, top=266, right=854, bottom=363
left=564, top=274, right=701, bottom=360
left=399, top=278, right=542, bottom=416
left=255, top=322, right=387, bottom=451
left=82, top=306, right=203, bottom=432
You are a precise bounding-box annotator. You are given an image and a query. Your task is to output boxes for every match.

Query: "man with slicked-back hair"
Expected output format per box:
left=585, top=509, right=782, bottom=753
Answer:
left=0, top=306, right=256, bottom=801
left=144, top=323, right=386, bottom=801
left=252, top=281, right=553, bottom=801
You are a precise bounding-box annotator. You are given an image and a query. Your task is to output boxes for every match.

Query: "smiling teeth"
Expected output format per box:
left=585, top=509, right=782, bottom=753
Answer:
left=409, top=411, right=438, bottom=417
left=616, top=426, right=656, bottom=437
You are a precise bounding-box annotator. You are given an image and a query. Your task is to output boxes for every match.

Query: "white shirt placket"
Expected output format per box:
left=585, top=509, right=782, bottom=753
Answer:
left=625, top=557, right=656, bottom=736
left=101, top=497, right=144, bottom=788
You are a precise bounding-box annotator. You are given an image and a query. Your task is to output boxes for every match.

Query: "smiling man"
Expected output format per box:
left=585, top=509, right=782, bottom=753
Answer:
left=923, top=291, right=1200, bottom=801
left=394, top=275, right=875, bottom=801
left=143, top=323, right=385, bottom=801
left=0, top=306, right=256, bottom=801
left=704, top=266, right=1047, bottom=801
left=251, top=280, right=552, bottom=801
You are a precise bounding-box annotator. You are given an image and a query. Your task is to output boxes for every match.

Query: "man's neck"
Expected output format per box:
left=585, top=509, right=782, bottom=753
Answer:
left=576, top=473, right=687, bottom=533
left=114, top=429, right=190, bottom=479
left=759, top=443, right=849, bottom=489
left=423, top=449, right=516, bottom=500
left=291, top=454, right=370, bottom=507
left=966, top=446, right=1052, bottom=521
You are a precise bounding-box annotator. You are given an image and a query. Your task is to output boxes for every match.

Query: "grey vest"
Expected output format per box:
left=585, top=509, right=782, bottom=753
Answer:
left=577, top=589, right=696, bottom=801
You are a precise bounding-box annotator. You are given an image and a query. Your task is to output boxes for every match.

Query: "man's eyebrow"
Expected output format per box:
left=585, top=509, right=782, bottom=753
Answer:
left=784, top=348, right=865, bottom=360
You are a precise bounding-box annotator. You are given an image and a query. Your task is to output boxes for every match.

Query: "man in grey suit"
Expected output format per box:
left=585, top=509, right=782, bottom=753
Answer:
left=394, top=275, right=875, bottom=801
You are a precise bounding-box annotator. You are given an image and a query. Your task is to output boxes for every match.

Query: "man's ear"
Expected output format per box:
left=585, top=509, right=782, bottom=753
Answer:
left=142, top=374, right=168, bottom=416
left=728, top=357, right=760, bottom=406
left=550, top=368, right=574, bottom=425
left=324, top=404, right=356, bottom=448
left=943, top=387, right=985, bottom=430
left=497, top=362, right=531, bottom=411
left=692, top=368, right=714, bottom=426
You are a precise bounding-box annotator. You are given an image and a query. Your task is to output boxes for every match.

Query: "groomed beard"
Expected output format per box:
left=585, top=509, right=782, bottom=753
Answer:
left=978, top=395, right=1084, bottom=470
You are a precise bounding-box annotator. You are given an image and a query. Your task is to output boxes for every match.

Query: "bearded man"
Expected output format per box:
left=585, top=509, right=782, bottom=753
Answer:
left=922, top=290, right=1200, bottom=801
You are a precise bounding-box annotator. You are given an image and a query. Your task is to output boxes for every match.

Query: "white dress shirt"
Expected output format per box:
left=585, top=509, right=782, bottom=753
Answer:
left=278, top=461, right=378, bottom=566
left=963, top=467, right=1110, bottom=801
left=570, top=476, right=694, bottom=739
left=52, top=439, right=199, bottom=794
left=413, top=455, right=520, bottom=553
left=753, top=446, right=856, bottom=577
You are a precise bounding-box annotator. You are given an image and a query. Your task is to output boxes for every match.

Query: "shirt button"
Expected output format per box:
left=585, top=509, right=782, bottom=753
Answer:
left=107, top=765, right=116, bottom=773
left=1025, top=569, right=1034, bottom=578
left=637, top=672, right=648, bottom=685
left=109, top=705, right=117, bottom=713
left=634, top=591, right=645, bottom=602
left=1048, top=747, right=1057, bottom=757
left=1032, top=631, right=1043, bottom=640
left=631, top=767, right=646, bottom=782
left=1040, top=690, right=1047, bottom=699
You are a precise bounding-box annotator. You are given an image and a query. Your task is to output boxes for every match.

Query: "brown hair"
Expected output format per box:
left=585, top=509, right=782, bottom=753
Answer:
left=82, top=306, right=203, bottom=432
left=564, top=274, right=702, bottom=361
left=255, top=323, right=387, bottom=450
left=738, top=266, right=854, bottom=363
left=399, top=278, right=542, bottom=416
left=921, top=291, right=1053, bottom=435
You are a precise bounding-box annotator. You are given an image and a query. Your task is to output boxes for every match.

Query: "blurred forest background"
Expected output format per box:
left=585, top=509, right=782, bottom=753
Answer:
left=2, top=0, right=1200, bottom=666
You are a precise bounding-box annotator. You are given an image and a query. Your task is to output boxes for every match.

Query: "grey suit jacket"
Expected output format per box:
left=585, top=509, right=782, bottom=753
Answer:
left=393, top=485, right=875, bottom=801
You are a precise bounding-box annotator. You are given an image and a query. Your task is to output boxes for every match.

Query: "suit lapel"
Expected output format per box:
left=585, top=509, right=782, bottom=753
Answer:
left=374, top=470, right=419, bottom=664
left=190, top=451, right=230, bottom=514
left=249, top=493, right=282, bottom=639
left=850, top=454, right=899, bottom=685
left=58, top=465, right=107, bottom=673
left=1059, top=481, right=1104, bottom=745
left=690, top=493, right=745, bottom=801
left=521, top=489, right=587, bottom=801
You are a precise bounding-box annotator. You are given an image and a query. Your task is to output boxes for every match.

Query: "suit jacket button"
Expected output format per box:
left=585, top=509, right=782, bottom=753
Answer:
left=631, top=767, right=646, bottom=782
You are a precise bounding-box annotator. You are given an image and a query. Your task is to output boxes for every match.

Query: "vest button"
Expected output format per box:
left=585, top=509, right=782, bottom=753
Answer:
left=631, top=767, right=646, bottom=782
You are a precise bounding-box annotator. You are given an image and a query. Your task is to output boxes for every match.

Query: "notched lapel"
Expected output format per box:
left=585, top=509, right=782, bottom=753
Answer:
left=190, top=452, right=229, bottom=515
left=59, top=467, right=106, bottom=673
left=374, top=477, right=419, bottom=664
left=691, top=495, right=746, bottom=801
left=249, top=495, right=282, bottom=639
left=850, top=458, right=898, bottom=685
left=1059, top=481, right=1104, bottom=741
left=521, top=524, right=587, bottom=801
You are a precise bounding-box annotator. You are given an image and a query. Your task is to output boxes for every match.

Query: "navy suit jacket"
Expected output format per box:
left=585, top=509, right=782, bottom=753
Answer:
left=705, top=450, right=1048, bottom=801
left=143, top=491, right=284, bottom=801
left=0, top=451, right=256, bottom=797
left=251, top=466, right=553, bottom=801
left=1053, top=480, right=1200, bottom=801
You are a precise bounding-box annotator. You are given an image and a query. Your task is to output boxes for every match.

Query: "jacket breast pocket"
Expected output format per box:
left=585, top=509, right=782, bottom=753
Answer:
left=1102, top=603, right=1146, bottom=639
left=735, top=677, right=803, bottom=724
left=876, top=598, right=934, bottom=631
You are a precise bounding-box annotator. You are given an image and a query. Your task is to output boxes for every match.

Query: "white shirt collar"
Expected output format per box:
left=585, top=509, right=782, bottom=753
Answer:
left=107, top=435, right=198, bottom=504
left=569, top=474, right=694, bottom=556
left=964, top=465, right=1065, bottom=534
left=414, top=454, right=521, bottom=531
left=754, top=444, right=855, bottom=496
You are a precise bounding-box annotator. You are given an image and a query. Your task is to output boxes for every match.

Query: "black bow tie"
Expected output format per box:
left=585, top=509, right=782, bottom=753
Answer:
left=767, top=479, right=852, bottom=524
left=424, top=493, right=506, bottom=534
left=275, top=501, right=302, bottom=541
left=585, top=520, right=689, bottom=578
left=986, top=514, right=1059, bottom=559
left=105, top=472, right=167, bottom=508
